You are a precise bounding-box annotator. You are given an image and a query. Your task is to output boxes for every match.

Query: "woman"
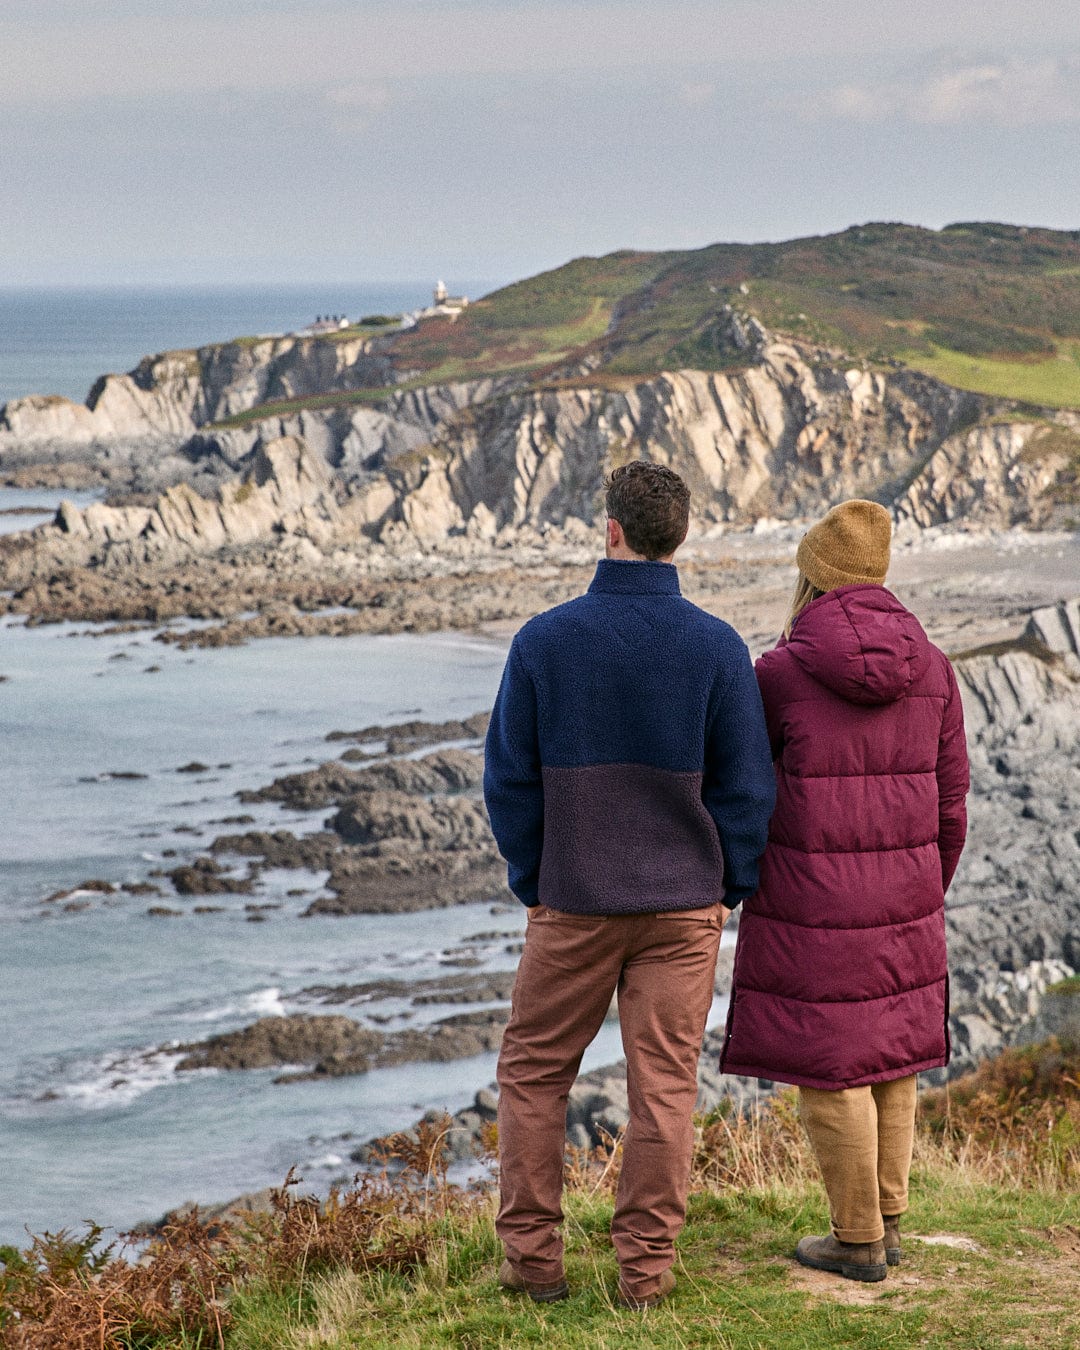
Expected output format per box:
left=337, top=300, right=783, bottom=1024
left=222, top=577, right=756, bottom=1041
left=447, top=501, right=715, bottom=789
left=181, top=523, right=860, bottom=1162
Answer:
left=720, top=499, right=969, bottom=1282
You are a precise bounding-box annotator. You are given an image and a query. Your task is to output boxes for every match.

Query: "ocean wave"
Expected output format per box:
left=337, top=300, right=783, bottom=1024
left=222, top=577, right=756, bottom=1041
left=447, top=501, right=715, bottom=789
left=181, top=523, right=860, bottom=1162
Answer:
left=299, top=1152, right=346, bottom=1171
left=171, top=986, right=288, bottom=1024
left=244, top=987, right=287, bottom=1018
left=40, top=1046, right=211, bottom=1111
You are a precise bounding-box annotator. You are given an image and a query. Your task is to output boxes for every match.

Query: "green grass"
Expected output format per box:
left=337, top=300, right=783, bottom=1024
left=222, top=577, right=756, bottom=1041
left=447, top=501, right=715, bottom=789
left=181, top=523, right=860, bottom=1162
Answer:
left=324, top=323, right=403, bottom=343
left=5, top=1039, right=1079, bottom=1347
left=195, top=222, right=1080, bottom=425
left=224, top=1181, right=1080, bottom=1349
left=209, top=386, right=399, bottom=429
left=534, top=295, right=612, bottom=352
left=899, top=340, right=1080, bottom=409
left=197, top=322, right=398, bottom=359
left=223, top=334, right=279, bottom=350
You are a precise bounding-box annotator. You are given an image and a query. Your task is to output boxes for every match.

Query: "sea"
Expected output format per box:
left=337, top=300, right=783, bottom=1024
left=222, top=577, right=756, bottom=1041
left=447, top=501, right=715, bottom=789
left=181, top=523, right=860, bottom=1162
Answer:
left=0, top=281, right=500, bottom=409
left=0, top=286, right=730, bottom=1245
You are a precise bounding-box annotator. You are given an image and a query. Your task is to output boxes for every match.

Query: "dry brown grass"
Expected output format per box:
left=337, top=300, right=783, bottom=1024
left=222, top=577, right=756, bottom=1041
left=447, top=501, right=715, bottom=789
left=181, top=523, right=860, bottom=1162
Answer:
left=919, top=1036, right=1080, bottom=1185
left=3, top=1043, right=1079, bottom=1346
left=557, top=1041, right=1080, bottom=1202
left=0, top=1117, right=464, bottom=1350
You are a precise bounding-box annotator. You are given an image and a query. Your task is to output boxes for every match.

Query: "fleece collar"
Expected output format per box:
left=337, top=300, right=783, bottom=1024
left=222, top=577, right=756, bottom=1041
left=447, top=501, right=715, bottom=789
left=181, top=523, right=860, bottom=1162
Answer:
left=587, top=558, right=682, bottom=596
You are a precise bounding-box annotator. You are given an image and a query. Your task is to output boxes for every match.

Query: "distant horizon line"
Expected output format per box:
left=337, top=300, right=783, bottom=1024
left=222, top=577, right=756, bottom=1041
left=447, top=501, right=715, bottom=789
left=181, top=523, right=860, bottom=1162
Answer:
left=0, top=277, right=508, bottom=294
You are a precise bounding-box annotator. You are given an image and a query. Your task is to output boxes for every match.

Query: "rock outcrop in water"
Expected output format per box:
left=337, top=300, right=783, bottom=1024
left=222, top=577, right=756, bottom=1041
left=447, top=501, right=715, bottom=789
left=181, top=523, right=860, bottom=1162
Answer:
left=174, top=1007, right=511, bottom=1083
left=214, top=734, right=507, bottom=915
left=150, top=600, right=1080, bottom=1161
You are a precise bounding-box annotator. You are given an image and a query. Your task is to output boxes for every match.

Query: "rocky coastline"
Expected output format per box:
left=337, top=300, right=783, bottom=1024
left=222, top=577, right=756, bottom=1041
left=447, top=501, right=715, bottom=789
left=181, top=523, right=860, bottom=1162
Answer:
left=110, top=598, right=1077, bottom=1203
left=3, top=313, right=1079, bottom=1231
left=2, top=307, right=1078, bottom=646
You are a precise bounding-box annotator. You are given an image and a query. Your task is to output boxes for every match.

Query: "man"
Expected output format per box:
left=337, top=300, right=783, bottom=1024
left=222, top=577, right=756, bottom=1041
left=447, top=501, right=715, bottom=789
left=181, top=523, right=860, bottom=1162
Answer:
left=484, top=461, right=776, bottom=1309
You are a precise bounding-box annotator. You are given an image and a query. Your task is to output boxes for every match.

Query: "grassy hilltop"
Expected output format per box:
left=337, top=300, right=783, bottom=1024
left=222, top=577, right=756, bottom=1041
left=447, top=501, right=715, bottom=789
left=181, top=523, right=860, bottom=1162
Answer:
left=389, top=221, right=1080, bottom=406
left=3, top=1037, right=1079, bottom=1348
left=212, top=221, right=1080, bottom=430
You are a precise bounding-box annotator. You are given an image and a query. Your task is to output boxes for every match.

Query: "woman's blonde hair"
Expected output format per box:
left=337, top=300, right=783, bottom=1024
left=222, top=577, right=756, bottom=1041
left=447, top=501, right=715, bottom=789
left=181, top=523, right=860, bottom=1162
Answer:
left=783, top=570, right=826, bottom=638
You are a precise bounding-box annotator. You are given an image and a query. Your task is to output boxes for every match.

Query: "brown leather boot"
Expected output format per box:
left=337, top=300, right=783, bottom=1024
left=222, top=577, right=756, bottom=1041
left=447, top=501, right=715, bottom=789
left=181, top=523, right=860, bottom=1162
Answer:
left=498, top=1258, right=569, bottom=1302
left=794, top=1233, right=887, bottom=1282
left=617, top=1267, right=676, bottom=1310
left=882, top=1214, right=901, bottom=1266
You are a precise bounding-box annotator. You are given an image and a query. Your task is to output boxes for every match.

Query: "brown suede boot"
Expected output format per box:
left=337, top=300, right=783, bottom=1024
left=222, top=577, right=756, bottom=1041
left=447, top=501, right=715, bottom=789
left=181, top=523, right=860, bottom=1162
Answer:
left=617, top=1267, right=676, bottom=1310
left=882, top=1214, right=901, bottom=1266
left=498, top=1258, right=569, bottom=1303
left=794, top=1234, right=887, bottom=1282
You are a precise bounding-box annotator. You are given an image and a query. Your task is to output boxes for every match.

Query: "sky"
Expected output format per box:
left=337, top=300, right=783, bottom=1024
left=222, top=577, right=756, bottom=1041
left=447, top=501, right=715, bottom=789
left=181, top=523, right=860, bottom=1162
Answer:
left=2, top=0, right=1080, bottom=289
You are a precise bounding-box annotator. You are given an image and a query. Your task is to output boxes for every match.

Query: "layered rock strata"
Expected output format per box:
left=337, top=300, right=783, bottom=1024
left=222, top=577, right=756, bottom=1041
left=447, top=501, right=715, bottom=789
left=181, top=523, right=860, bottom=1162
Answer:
left=0, top=334, right=393, bottom=464
left=3, top=321, right=1078, bottom=636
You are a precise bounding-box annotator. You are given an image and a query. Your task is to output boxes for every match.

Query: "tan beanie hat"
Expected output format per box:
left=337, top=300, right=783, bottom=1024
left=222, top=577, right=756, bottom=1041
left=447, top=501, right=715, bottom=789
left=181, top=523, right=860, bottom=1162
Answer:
left=796, top=499, right=892, bottom=591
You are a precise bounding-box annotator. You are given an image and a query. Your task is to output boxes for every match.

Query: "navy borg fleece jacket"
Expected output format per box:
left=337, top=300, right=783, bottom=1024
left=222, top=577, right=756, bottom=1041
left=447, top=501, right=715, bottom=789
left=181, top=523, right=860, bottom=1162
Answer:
left=483, top=558, right=776, bottom=914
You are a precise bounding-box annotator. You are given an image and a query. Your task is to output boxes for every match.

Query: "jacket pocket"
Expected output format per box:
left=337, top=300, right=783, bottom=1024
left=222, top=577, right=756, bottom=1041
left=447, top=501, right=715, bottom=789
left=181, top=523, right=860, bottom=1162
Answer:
left=531, top=905, right=608, bottom=931
left=656, top=902, right=723, bottom=925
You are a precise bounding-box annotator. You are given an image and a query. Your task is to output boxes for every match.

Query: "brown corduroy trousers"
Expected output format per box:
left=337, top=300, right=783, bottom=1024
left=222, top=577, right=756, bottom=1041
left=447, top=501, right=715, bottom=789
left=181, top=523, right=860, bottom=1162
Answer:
left=799, top=1075, right=918, bottom=1244
left=496, top=902, right=723, bottom=1299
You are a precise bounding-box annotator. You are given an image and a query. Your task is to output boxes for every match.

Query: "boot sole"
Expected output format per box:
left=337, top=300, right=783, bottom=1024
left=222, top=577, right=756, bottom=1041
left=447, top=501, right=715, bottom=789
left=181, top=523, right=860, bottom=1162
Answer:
left=794, top=1249, right=887, bottom=1282
left=528, top=1281, right=569, bottom=1303
left=617, top=1271, right=677, bottom=1310
left=885, top=1247, right=901, bottom=1267
left=617, top=1289, right=671, bottom=1310
left=500, top=1279, right=570, bottom=1303
left=498, top=1261, right=569, bottom=1302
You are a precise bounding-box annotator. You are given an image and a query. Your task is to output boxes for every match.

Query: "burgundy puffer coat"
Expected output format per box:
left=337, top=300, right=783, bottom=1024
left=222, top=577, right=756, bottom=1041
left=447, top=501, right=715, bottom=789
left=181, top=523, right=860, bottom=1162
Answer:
left=720, top=585, right=969, bottom=1090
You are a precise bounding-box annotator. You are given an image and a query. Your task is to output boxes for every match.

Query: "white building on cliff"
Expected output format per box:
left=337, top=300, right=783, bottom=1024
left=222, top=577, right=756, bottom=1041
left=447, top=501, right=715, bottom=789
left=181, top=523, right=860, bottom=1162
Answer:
left=400, top=281, right=470, bottom=329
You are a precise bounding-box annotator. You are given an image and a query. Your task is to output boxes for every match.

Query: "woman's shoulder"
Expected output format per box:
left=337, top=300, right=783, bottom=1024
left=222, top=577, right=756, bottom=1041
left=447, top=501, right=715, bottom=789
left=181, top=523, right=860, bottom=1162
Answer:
left=754, top=642, right=801, bottom=697
left=755, top=639, right=794, bottom=672
left=914, top=638, right=961, bottom=699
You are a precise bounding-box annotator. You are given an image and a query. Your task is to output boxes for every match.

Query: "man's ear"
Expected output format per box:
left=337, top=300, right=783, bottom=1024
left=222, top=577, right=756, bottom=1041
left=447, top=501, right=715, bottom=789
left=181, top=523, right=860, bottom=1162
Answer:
left=606, top=517, right=622, bottom=550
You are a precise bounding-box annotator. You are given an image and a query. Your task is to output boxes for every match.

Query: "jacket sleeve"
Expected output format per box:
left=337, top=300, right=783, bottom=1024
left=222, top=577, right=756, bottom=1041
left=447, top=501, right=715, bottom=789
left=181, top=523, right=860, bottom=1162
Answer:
left=483, top=638, right=544, bottom=905
left=702, top=642, right=777, bottom=908
left=936, top=660, right=969, bottom=892
left=754, top=648, right=787, bottom=760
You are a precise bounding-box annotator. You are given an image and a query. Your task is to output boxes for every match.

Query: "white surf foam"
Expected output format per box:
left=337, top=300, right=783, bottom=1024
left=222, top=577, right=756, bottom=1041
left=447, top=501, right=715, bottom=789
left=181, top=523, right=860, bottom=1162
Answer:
left=47, top=1046, right=204, bottom=1111
left=244, top=987, right=287, bottom=1017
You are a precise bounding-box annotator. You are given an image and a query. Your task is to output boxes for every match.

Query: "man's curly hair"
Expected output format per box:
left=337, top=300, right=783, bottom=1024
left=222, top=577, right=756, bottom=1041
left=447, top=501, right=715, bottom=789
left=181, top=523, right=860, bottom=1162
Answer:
left=605, top=461, right=691, bottom=560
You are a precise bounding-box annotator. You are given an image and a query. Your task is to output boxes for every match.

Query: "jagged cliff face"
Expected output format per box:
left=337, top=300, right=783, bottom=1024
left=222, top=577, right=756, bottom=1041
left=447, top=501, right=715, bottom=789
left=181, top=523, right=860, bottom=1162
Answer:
left=0, top=437, right=361, bottom=588
left=938, top=601, right=1080, bottom=1067
left=2, top=319, right=1078, bottom=543
left=432, top=351, right=965, bottom=530
left=177, top=339, right=1009, bottom=543
left=896, top=419, right=1080, bottom=528
left=949, top=601, right=1080, bottom=963
left=0, top=334, right=393, bottom=453
left=144, top=337, right=1080, bottom=538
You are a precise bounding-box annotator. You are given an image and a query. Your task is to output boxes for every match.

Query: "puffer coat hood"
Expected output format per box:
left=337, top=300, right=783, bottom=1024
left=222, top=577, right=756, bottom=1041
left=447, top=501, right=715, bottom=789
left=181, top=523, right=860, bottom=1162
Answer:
left=785, top=586, right=933, bottom=707
left=720, top=584, right=970, bottom=1091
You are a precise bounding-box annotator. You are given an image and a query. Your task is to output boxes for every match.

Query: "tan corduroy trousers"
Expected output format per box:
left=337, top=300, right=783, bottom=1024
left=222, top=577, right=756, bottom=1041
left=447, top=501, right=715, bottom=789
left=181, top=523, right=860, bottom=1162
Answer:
left=799, top=1075, right=918, bottom=1244
left=496, top=902, right=723, bottom=1299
